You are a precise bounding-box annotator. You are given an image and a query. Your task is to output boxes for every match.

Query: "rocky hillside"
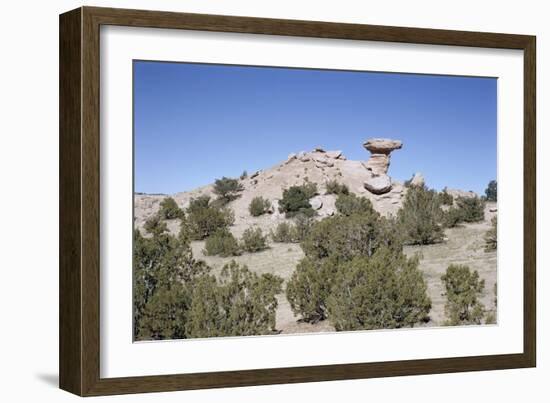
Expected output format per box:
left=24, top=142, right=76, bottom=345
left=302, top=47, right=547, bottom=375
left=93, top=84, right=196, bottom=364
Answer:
left=135, top=139, right=414, bottom=235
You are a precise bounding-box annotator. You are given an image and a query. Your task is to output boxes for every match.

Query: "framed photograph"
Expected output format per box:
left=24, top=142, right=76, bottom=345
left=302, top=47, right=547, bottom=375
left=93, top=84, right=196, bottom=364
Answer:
left=59, top=6, right=536, bottom=396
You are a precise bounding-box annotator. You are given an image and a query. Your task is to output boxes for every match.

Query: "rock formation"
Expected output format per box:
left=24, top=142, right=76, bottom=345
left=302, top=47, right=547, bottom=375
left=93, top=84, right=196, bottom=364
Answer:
left=363, top=138, right=402, bottom=175
left=409, top=172, right=425, bottom=187
left=362, top=138, right=402, bottom=194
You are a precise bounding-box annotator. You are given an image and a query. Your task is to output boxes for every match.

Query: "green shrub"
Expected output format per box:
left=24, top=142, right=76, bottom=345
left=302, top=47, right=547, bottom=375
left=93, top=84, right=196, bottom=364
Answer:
left=240, top=227, right=269, bottom=253
left=438, top=189, right=454, bottom=206
left=186, top=195, right=234, bottom=240
left=442, top=207, right=463, bottom=228
left=185, top=261, right=283, bottom=338
left=293, top=214, right=313, bottom=241
left=271, top=222, right=299, bottom=243
left=397, top=185, right=444, bottom=245
left=485, top=180, right=497, bottom=202
left=133, top=224, right=210, bottom=340
left=300, top=214, right=383, bottom=262
left=455, top=196, right=485, bottom=223
left=286, top=257, right=339, bottom=322
left=325, top=179, right=349, bottom=195
left=134, top=221, right=285, bottom=340
left=441, top=264, right=486, bottom=326
left=143, top=214, right=168, bottom=236
left=286, top=211, right=406, bottom=323
left=248, top=196, right=271, bottom=217
left=278, top=185, right=315, bottom=218
left=159, top=197, right=184, bottom=219
left=204, top=228, right=241, bottom=257
left=327, top=248, right=431, bottom=331
left=213, top=176, right=244, bottom=204
left=301, top=180, right=319, bottom=199
left=484, top=216, right=497, bottom=252
left=335, top=193, right=376, bottom=217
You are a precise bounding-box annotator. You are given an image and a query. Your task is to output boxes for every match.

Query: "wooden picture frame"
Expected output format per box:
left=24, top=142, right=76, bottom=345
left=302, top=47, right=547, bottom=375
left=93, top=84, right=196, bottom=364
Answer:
left=59, top=6, right=536, bottom=396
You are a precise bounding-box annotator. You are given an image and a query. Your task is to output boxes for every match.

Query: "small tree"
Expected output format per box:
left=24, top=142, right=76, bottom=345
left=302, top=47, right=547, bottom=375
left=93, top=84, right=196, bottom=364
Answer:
left=271, top=222, right=299, bottom=243
left=278, top=185, right=315, bottom=218
left=455, top=196, right=485, bottom=223
left=159, top=197, right=184, bottom=219
left=240, top=227, right=269, bottom=253
left=325, top=179, right=349, bottom=195
left=286, top=257, right=340, bottom=322
left=442, top=207, right=463, bottom=228
left=203, top=228, right=241, bottom=257
left=397, top=185, right=444, bottom=245
left=335, top=193, right=376, bottom=217
left=484, top=216, right=497, bottom=252
left=213, top=176, right=244, bottom=204
left=327, top=248, right=431, bottom=331
left=301, top=180, right=318, bottom=199
left=438, top=189, right=454, bottom=206
left=185, top=262, right=283, bottom=338
left=248, top=196, right=271, bottom=217
left=143, top=214, right=168, bottom=236
left=240, top=170, right=248, bottom=180
left=441, top=264, right=486, bottom=326
left=485, top=180, right=497, bottom=202
left=186, top=195, right=235, bottom=240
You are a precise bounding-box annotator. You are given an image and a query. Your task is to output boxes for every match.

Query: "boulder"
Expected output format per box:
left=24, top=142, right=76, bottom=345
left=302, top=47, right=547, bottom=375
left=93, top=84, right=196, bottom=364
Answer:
left=363, top=138, right=403, bottom=154
left=298, top=152, right=310, bottom=162
left=409, top=172, right=425, bottom=187
left=364, top=174, right=392, bottom=195
left=445, top=188, right=478, bottom=199
left=310, top=196, right=323, bottom=210
left=326, top=150, right=343, bottom=159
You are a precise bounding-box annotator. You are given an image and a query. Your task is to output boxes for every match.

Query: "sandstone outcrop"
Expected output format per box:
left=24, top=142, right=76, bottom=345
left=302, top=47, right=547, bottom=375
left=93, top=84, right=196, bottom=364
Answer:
left=363, top=138, right=402, bottom=175
left=362, top=138, right=402, bottom=194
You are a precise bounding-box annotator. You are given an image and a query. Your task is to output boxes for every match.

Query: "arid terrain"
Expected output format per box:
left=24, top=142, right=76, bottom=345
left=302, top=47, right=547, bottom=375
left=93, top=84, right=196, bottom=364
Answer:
left=135, top=144, right=497, bottom=334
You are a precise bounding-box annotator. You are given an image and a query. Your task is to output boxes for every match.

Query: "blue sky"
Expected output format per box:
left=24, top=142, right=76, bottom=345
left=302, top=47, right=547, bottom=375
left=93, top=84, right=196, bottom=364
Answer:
left=134, top=61, right=496, bottom=195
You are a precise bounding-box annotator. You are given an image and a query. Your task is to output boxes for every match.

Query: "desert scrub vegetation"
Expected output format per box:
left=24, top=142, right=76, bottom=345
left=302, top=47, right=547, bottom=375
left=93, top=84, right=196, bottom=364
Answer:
left=438, top=188, right=454, bottom=206
left=335, top=193, right=376, bottom=217
left=441, top=264, right=486, bottom=326
left=159, top=196, right=185, bottom=219
left=185, top=261, right=283, bottom=338
left=327, top=248, right=431, bottom=331
left=213, top=176, right=244, bottom=204
left=442, top=196, right=485, bottom=228
left=240, top=227, right=269, bottom=253
left=455, top=196, right=485, bottom=223
left=271, top=222, right=299, bottom=243
left=134, top=220, right=283, bottom=340
left=485, top=180, right=497, bottom=202
left=325, top=179, right=349, bottom=195
left=203, top=228, right=241, bottom=257
left=185, top=195, right=234, bottom=240
left=484, top=216, right=497, bottom=252
left=397, top=185, right=444, bottom=245
left=278, top=184, right=316, bottom=218
left=270, top=215, right=312, bottom=243
left=143, top=213, right=168, bottom=236
left=248, top=196, right=271, bottom=217
left=286, top=207, right=430, bottom=328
